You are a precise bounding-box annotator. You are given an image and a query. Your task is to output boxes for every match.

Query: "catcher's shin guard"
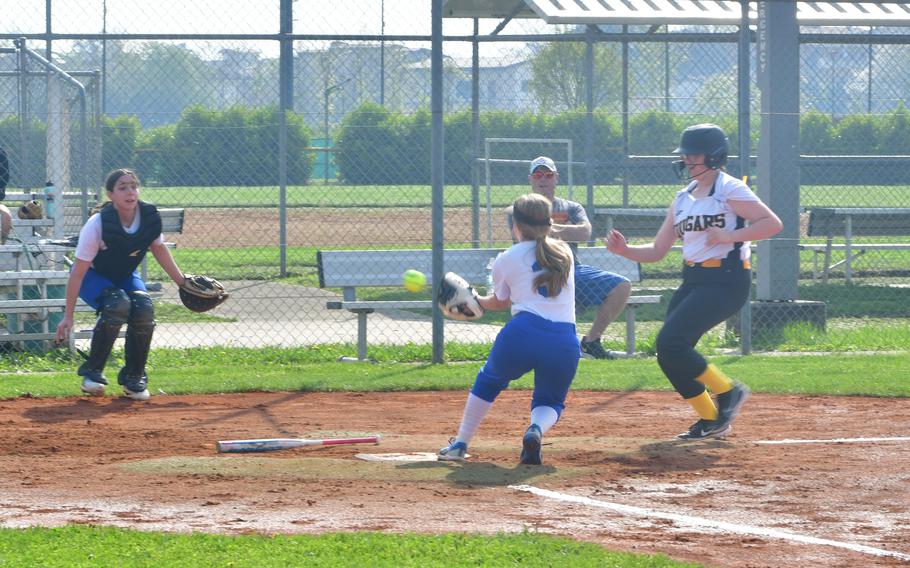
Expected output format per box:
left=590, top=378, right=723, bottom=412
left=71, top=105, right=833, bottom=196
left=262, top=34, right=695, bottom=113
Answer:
left=80, top=288, right=130, bottom=376
left=120, top=291, right=155, bottom=383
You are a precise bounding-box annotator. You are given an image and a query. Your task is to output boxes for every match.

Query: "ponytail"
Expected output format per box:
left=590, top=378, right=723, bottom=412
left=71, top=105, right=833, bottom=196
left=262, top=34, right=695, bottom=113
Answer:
left=533, top=235, right=572, bottom=297
left=512, top=193, right=573, bottom=297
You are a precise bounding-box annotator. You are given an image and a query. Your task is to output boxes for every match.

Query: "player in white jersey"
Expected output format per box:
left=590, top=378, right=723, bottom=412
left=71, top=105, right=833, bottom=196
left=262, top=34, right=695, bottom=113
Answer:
left=438, top=193, right=579, bottom=465
left=607, top=124, right=782, bottom=440
left=507, top=156, right=631, bottom=360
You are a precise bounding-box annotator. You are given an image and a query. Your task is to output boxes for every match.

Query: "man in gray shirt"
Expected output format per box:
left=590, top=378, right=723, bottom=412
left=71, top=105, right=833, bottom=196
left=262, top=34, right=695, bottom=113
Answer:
left=507, top=156, right=631, bottom=359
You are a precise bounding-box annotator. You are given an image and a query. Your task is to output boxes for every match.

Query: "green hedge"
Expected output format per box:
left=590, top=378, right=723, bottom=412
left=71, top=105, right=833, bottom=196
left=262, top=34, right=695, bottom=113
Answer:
left=336, top=105, right=910, bottom=185
left=136, top=105, right=313, bottom=186
left=0, top=117, right=47, bottom=188
left=101, top=114, right=141, bottom=176
left=336, top=106, right=757, bottom=185
left=3, top=105, right=910, bottom=189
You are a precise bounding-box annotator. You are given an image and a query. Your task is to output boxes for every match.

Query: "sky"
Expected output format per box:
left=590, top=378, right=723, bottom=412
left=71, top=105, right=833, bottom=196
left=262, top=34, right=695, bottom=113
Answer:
left=6, top=0, right=551, bottom=59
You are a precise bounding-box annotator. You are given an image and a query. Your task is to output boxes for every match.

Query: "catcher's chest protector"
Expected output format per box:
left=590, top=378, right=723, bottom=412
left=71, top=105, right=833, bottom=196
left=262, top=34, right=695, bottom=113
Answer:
left=92, top=201, right=162, bottom=282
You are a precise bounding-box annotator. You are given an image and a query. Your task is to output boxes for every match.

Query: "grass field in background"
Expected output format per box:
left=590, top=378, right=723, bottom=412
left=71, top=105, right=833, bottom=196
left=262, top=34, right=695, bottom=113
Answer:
left=138, top=183, right=910, bottom=209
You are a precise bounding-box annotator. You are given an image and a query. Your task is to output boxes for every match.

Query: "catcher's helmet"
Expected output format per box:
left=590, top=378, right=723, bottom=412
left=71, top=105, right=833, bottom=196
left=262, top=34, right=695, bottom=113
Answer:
left=673, top=123, right=729, bottom=170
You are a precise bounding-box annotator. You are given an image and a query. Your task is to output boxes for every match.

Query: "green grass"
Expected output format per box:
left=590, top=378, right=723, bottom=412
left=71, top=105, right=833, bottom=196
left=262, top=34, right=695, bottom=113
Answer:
left=137, top=183, right=910, bottom=209
left=0, top=526, right=698, bottom=568
left=148, top=246, right=320, bottom=281
left=1, top=347, right=908, bottom=398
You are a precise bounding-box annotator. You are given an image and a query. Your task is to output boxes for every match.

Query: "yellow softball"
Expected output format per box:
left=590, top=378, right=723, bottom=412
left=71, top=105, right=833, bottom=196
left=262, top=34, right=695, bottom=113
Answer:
left=402, top=269, right=427, bottom=293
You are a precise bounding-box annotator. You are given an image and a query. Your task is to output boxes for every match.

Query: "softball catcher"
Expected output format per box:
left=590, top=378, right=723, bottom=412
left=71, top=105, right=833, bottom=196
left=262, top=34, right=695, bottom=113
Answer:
left=607, top=124, right=783, bottom=439
left=55, top=168, right=227, bottom=400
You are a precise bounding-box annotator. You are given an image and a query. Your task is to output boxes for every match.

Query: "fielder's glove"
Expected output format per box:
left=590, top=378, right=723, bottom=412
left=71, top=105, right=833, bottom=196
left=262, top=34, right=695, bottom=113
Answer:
left=17, top=199, right=44, bottom=220
left=179, top=274, right=229, bottom=313
left=437, top=271, right=484, bottom=321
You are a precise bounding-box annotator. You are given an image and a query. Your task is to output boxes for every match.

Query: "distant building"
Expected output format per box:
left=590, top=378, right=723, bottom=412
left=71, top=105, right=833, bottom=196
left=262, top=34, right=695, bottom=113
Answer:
left=294, top=42, right=539, bottom=131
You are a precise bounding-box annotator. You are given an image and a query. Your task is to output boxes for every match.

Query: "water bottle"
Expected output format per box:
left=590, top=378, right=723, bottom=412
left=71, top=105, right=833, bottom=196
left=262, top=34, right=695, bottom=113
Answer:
left=43, top=181, right=56, bottom=219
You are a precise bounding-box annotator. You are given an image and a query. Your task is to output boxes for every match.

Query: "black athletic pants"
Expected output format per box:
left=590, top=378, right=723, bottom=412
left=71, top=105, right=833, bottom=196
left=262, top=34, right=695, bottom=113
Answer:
left=656, top=260, right=751, bottom=399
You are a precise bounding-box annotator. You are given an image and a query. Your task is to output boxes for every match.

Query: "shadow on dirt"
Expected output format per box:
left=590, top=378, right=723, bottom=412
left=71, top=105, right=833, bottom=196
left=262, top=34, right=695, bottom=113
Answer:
left=609, top=438, right=729, bottom=474
left=23, top=397, right=194, bottom=424
left=397, top=460, right=558, bottom=486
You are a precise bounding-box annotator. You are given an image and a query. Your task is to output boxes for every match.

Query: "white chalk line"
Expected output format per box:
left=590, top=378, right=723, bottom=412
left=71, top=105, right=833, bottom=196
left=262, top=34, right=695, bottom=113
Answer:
left=754, top=436, right=910, bottom=445
left=509, top=484, right=910, bottom=562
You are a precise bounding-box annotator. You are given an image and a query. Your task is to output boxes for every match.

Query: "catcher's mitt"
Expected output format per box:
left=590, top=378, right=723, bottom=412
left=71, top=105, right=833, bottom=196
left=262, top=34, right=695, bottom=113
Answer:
left=437, top=271, right=484, bottom=321
left=17, top=199, right=43, bottom=220
left=179, top=274, right=229, bottom=312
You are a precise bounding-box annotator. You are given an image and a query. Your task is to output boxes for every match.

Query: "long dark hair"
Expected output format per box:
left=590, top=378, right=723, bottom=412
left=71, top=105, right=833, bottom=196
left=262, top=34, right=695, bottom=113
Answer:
left=104, top=168, right=139, bottom=193
left=512, top=193, right=572, bottom=296
left=92, top=168, right=140, bottom=213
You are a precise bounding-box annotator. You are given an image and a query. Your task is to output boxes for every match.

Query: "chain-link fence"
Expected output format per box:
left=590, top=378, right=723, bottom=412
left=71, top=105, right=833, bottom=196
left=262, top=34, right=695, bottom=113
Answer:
left=1, top=1, right=908, bottom=356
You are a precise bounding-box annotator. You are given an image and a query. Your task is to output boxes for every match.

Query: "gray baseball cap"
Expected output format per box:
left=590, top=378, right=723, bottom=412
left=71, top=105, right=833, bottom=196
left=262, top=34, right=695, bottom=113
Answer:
left=529, top=156, right=557, bottom=174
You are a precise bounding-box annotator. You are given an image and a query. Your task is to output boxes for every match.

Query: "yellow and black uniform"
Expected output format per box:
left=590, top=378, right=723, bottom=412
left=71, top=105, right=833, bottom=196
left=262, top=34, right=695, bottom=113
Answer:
left=660, top=171, right=755, bottom=439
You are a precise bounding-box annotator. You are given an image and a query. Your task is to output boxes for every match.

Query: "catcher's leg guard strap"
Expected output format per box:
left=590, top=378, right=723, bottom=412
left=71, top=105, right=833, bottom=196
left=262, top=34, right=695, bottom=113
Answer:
left=81, top=288, right=130, bottom=374
left=121, top=291, right=155, bottom=382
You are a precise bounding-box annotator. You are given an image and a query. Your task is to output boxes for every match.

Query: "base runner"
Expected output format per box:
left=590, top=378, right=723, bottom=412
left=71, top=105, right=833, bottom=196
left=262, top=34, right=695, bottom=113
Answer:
left=607, top=124, right=782, bottom=439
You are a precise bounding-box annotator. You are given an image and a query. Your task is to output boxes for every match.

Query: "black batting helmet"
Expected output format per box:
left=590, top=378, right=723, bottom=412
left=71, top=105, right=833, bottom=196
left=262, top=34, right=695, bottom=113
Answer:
left=673, top=123, right=729, bottom=170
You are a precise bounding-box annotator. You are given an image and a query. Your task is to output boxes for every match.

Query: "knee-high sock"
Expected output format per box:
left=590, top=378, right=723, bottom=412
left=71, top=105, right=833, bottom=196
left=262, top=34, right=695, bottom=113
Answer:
left=455, top=393, right=493, bottom=446
left=696, top=363, right=734, bottom=395
left=530, top=406, right=559, bottom=434
left=686, top=390, right=719, bottom=420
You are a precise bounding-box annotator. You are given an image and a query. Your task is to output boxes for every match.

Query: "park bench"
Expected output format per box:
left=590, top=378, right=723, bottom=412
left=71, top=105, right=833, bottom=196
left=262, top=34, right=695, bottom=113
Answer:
left=592, top=208, right=667, bottom=238
left=800, top=207, right=910, bottom=284
left=318, top=247, right=661, bottom=361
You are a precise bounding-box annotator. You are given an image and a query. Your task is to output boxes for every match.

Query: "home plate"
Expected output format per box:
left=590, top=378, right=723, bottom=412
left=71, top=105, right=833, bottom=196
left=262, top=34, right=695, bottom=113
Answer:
left=355, top=452, right=441, bottom=462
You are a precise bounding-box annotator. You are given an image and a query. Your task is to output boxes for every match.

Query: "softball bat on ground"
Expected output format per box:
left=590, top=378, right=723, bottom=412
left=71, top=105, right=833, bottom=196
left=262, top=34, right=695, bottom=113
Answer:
left=216, top=435, right=381, bottom=453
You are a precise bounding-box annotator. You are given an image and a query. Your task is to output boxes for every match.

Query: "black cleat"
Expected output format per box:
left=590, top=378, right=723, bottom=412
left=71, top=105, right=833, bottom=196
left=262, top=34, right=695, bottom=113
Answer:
left=676, top=418, right=731, bottom=440
left=714, top=382, right=751, bottom=432
left=519, top=424, right=543, bottom=465
left=580, top=339, right=618, bottom=360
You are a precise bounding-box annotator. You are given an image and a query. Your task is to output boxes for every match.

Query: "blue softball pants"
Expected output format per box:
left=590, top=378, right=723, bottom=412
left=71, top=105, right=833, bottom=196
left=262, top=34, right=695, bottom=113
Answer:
left=471, top=311, right=580, bottom=417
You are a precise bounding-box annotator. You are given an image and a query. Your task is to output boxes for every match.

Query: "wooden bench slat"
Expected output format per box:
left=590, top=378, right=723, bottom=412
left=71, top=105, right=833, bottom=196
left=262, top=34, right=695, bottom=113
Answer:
left=327, top=295, right=662, bottom=312
left=0, top=298, right=90, bottom=309
left=593, top=208, right=666, bottom=238
left=317, top=247, right=641, bottom=288
left=0, top=270, right=71, bottom=282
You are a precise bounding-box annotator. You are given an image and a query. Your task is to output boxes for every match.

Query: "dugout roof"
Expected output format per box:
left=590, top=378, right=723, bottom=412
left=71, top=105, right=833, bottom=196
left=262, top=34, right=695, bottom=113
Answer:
left=443, top=1, right=910, bottom=27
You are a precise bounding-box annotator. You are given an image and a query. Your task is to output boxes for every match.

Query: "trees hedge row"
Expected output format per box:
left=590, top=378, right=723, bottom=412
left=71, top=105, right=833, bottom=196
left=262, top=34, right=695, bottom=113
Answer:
left=0, top=106, right=313, bottom=188
left=134, top=105, right=313, bottom=186
left=2, top=104, right=909, bottom=188
left=336, top=103, right=910, bottom=185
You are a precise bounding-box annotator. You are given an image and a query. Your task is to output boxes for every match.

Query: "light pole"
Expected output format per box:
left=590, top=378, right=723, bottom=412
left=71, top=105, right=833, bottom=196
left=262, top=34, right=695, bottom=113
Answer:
left=323, top=78, right=350, bottom=182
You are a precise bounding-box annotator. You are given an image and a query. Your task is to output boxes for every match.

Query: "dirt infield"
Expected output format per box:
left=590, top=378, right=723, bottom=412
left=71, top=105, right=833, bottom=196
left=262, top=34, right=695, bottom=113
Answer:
left=173, top=207, right=514, bottom=248
left=170, top=208, right=811, bottom=249
left=1, top=390, right=908, bottom=566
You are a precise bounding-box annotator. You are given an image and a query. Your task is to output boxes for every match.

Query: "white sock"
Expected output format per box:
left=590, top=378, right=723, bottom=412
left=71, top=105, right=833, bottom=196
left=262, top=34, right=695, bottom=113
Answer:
left=530, top=406, right=559, bottom=434
left=455, top=393, right=493, bottom=446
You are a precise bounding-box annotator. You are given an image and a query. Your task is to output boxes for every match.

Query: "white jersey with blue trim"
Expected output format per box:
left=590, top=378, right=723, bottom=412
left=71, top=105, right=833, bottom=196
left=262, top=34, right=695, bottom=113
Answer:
left=491, top=240, right=575, bottom=323
left=672, top=170, right=760, bottom=263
